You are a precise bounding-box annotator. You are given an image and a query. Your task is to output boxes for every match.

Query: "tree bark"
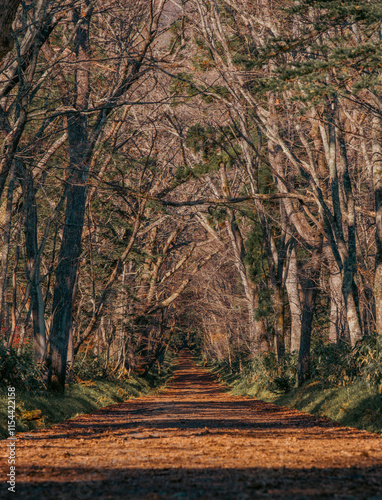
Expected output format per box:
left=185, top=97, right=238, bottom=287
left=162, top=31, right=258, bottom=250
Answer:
left=47, top=112, right=90, bottom=391
left=298, top=245, right=322, bottom=385
left=338, top=128, right=362, bottom=345
left=372, top=114, right=382, bottom=335
left=0, top=166, right=15, bottom=330
left=324, top=244, right=348, bottom=343
left=47, top=6, right=92, bottom=391
left=273, top=282, right=285, bottom=361
left=285, top=247, right=302, bottom=352
left=21, top=167, right=46, bottom=362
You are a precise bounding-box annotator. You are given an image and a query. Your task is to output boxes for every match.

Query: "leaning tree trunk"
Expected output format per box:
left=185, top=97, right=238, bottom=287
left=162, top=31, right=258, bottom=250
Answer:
left=20, top=165, right=46, bottom=362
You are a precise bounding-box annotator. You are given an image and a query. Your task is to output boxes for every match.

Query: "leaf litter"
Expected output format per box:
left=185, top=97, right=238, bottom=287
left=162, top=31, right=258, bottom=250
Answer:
left=2, top=352, right=382, bottom=499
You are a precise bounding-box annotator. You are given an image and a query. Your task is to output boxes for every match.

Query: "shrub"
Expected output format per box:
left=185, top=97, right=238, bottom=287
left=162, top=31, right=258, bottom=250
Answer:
left=0, top=344, right=46, bottom=392
left=310, top=342, right=353, bottom=387
left=213, top=334, right=382, bottom=395
left=73, top=352, right=109, bottom=380
left=354, top=334, right=382, bottom=392
left=244, top=351, right=298, bottom=394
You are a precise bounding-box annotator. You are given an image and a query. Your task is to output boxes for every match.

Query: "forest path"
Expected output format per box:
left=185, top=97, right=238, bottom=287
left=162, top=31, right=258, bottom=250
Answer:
left=5, top=351, right=382, bottom=499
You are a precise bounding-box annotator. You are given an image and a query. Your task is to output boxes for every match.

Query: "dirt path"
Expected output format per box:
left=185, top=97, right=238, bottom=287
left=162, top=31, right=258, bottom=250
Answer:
left=3, top=352, right=382, bottom=499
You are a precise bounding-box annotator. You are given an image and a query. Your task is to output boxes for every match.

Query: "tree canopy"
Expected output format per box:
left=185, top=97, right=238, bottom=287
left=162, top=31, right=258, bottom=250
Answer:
left=0, top=0, right=381, bottom=395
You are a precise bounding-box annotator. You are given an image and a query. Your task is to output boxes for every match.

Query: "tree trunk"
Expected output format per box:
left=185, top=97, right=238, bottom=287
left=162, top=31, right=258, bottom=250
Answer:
left=253, top=287, right=269, bottom=352
left=273, top=282, right=285, bottom=361
left=220, top=165, right=260, bottom=351
left=285, top=247, right=302, bottom=352
left=338, top=130, right=363, bottom=345
left=298, top=246, right=322, bottom=385
left=7, top=245, right=19, bottom=349
left=0, top=167, right=15, bottom=331
left=324, top=245, right=348, bottom=343
left=372, top=114, right=382, bottom=335
left=66, top=327, right=74, bottom=383
left=21, top=167, right=46, bottom=361
left=47, top=7, right=91, bottom=391
left=47, top=112, right=89, bottom=391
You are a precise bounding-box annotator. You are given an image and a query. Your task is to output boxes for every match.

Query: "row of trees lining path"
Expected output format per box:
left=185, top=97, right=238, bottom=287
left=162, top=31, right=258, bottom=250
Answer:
left=7, top=352, right=382, bottom=499
left=1, top=0, right=382, bottom=392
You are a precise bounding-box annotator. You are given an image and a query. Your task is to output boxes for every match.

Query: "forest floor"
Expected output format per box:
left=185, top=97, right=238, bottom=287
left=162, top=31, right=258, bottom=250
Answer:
left=3, top=352, right=382, bottom=499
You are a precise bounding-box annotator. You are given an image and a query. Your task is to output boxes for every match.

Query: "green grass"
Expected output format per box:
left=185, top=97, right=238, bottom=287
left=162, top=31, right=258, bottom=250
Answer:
left=207, top=361, right=382, bottom=434
left=0, top=358, right=175, bottom=439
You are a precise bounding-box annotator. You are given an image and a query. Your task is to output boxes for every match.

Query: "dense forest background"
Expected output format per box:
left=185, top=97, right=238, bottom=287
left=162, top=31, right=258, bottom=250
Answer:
left=0, top=0, right=381, bottom=406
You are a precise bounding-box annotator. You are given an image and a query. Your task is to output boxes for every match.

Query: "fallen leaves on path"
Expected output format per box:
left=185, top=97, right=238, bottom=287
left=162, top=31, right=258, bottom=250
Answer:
left=2, top=352, right=382, bottom=499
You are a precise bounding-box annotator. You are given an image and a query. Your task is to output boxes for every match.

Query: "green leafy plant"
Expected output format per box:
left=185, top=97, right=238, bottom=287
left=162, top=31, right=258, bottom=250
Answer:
left=0, top=345, right=46, bottom=392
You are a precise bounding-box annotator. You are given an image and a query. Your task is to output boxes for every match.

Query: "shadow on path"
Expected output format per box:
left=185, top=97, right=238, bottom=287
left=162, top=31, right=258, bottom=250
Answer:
left=5, top=351, right=382, bottom=500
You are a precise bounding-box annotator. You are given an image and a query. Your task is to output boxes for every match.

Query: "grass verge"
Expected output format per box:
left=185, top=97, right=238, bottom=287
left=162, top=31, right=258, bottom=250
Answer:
left=0, top=356, right=175, bottom=439
left=207, top=361, right=382, bottom=434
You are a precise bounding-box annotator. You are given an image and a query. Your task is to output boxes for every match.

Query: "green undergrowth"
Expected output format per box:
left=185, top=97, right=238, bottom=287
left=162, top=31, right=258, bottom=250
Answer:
left=206, top=360, right=382, bottom=434
left=0, top=355, right=176, bottom=440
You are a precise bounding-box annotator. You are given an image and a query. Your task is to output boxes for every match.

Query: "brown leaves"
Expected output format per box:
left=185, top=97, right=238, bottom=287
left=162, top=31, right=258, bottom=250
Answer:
left=7, top=354, right=382, bottom=499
